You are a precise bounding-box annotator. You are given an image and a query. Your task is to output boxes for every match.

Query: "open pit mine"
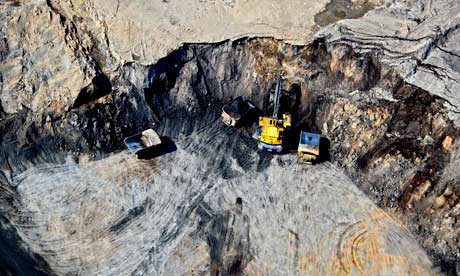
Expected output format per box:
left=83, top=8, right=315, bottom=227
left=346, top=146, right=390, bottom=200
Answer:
left=1, top=0, right=460, bottom=275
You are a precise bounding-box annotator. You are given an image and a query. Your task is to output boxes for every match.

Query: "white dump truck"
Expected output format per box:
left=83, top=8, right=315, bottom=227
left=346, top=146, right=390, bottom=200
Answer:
left=124, top=129, right=162, bottom=157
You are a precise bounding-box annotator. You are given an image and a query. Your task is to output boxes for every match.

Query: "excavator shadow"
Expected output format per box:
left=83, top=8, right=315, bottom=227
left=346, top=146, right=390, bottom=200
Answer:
left=136, top=136, right=177, bottom=160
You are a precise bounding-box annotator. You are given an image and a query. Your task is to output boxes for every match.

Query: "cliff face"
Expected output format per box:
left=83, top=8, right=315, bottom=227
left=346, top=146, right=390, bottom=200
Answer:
left=320, top=0, right=460, bottom=127
left=1, top=0, right=385, bottom=115
left=1, top=0, right=460, bottom=275
left=0, top=0, right=111, bottom=115
left=317, top=1, right=460, bottom=271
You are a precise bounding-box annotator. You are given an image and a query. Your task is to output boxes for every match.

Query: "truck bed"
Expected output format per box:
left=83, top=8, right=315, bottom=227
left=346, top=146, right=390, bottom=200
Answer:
left=124, top=129, right=162, bottom=154
left=298, top=131, right=320, bottom=155
left=222, top=96, right=256, bottom=120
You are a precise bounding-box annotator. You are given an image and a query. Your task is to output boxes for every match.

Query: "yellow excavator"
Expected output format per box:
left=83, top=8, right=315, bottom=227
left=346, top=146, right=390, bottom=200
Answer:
left=258, top=76, right=291, bottom=153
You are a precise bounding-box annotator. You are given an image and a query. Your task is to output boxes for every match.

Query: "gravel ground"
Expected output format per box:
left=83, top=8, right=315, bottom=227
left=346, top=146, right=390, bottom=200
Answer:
left=10, top=112, right=436, bottom=275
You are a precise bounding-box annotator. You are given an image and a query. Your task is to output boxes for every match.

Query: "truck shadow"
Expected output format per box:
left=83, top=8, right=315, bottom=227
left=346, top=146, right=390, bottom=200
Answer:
left=318, top=137, right=331, bottom=163
left=137, top=136, right=177, bottom=160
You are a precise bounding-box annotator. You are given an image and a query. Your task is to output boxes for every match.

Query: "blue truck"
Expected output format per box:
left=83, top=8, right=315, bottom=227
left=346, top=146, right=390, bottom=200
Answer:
left=298, top=131, right=320, bottom=164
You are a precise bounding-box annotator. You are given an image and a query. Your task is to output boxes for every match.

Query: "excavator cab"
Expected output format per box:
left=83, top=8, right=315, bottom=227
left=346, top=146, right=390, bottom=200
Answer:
left=282, top=113, right=292, bottom=128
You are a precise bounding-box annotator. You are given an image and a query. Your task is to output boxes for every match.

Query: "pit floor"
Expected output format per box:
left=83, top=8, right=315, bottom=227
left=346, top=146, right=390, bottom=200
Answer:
left=12, top=113, right=436, bottom=275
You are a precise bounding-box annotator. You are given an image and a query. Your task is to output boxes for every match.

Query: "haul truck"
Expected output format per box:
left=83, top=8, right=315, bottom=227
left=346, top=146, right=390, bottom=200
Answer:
left=221, top=96, right=257, bottom=127
left=124, top=129, right=162, bottom=158
left=298, top=131, right=320, bottom=164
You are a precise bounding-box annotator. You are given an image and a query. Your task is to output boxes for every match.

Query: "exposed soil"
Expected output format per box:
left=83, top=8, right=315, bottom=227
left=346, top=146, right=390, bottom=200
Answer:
left=315, top=0, right=379, bottom=27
